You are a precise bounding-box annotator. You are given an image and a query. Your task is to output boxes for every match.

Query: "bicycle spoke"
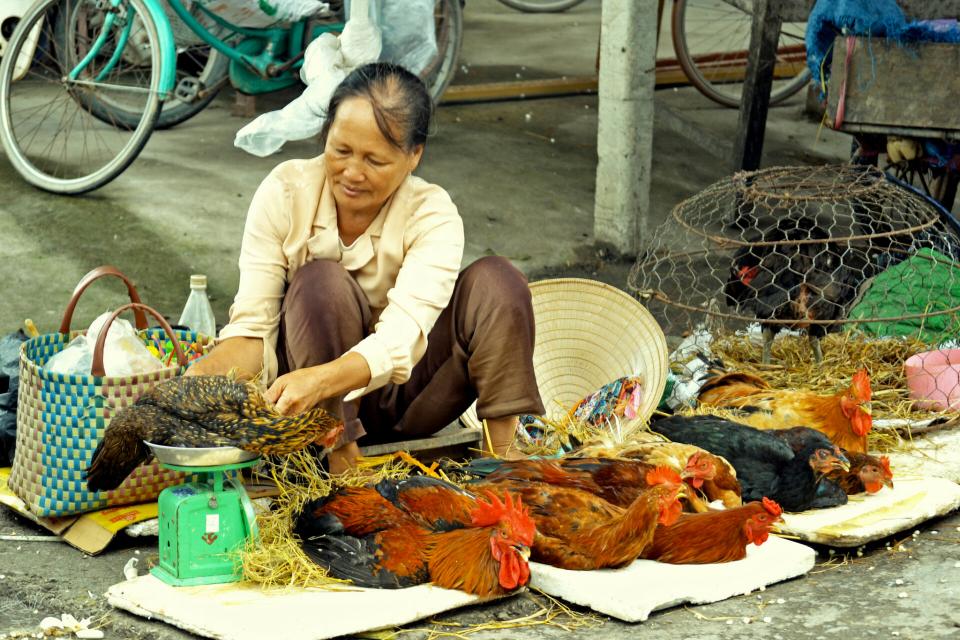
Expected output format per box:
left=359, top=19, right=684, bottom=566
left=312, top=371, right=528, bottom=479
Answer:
left=16, top=89, right=73, bottom=152
left=1, top=0, right=161, bottom=191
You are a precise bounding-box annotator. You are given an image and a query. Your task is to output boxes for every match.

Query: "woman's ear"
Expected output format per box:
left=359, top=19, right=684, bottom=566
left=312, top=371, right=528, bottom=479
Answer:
left=408, top=144, right=425, bottom=172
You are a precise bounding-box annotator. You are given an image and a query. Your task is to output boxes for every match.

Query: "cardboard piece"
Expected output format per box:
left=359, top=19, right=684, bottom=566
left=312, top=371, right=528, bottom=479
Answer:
left=0, top=468, right=159, bottom=554
left=529, top=536, right=815, bottom=623
left=780, top=477, right=960, bottom=547
left=0, top=468, right=278, bottom=554
left=107, top=574, right=491, bottom=640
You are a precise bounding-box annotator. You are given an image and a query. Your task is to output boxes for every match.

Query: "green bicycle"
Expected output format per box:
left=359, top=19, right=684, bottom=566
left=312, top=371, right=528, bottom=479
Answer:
left=0, top=0, right=462, bottom=194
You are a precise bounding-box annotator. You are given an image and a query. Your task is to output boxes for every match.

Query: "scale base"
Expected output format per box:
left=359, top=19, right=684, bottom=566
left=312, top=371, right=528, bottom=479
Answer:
left=150, top=565, right=241, bottom=587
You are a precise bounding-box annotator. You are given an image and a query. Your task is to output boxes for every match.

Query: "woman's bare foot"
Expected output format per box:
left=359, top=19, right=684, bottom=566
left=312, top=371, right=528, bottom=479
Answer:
left=481, top=416, right=526, bottom=459
left=326, top=441, right=361, bottom=474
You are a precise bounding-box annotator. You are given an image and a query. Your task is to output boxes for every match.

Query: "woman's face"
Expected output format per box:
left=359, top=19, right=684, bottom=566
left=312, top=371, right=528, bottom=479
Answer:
left=324, top=96, right=423, bottom=217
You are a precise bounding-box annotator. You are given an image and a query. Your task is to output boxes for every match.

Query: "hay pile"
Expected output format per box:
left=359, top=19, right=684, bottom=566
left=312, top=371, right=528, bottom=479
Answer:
left=237, top=450, right=603, bottom=635
left=240, top=450, right=417, bottom=589
left=706, top=330, right=953, bottom=451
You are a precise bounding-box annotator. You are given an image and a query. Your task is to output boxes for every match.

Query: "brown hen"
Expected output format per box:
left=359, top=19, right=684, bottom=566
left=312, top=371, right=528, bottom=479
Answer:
left=86, top=375, right=342, bottom=491
left=573, top=438, right=742, bottom=510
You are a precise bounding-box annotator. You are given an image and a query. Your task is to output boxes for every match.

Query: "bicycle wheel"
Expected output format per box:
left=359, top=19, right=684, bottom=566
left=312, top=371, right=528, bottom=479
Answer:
left=496, top=0, right=587, bottom=13
left=0, top=0, right=164, bottom=194
left=140, top=2, right=233, bottom=129
left=672, top=0, right=811, bottom=109
left=419, top=0, right=463, bottom=102
left=54, top=0, right=213, bottom=131
left=154, top=46, right=228, bottom=129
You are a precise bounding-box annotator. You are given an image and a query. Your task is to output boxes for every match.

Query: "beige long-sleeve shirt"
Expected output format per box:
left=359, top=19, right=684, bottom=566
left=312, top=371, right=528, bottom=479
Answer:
left=218, top=156, right=464, bottom=399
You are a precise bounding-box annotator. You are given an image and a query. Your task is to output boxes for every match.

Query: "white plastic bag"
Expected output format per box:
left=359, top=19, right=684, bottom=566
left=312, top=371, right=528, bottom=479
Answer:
left=379, top=0, right=437, bottom=75
left=47, top=313, right=164, bottom=377
left=45, top=335, right=93, bottom=376
left=197, top=0, right=329, bottom=28
left=87, top=313, right=164, bottom=377
left=234, top=9, right=381, bottom=156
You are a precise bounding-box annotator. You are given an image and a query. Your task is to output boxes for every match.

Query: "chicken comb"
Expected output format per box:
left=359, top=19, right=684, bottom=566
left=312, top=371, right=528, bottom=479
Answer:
left=646, top=465, right=682, bottom=487
left=851, top=369, right=871, bottom=401
left=472, top=491, right=535, bottom=545
left=879, top=455, right=893, bottom=480
left=685, top=451, right=702, bottom=467
left=762, top=497, right=783, bottom=518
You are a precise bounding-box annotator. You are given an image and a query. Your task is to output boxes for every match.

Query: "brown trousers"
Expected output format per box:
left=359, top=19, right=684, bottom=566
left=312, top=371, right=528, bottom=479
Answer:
left=276, top=256, right=545, bottom=445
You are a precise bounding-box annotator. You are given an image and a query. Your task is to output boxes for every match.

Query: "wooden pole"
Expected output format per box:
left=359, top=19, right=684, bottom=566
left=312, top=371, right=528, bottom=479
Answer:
left=732, top=0, right=782, bottom=171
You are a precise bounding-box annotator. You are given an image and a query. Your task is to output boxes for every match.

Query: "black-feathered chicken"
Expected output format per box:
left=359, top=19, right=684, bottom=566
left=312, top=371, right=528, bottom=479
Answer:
left=651, top=415, right=849, bottom=512
left=766, top=426, right=848, bottom=508
left=86, top=375, right=342, bottom=491
left=725, top=215, right=870, bottom=363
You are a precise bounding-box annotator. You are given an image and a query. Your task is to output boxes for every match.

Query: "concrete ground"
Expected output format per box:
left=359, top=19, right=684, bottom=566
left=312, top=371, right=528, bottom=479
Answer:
left=2, top=1, right=958, bottom=638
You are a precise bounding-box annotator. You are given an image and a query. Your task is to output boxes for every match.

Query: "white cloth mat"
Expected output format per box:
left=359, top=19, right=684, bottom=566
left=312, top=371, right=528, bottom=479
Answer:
left=107, top=575, right=490, bottom=640
left=529, top=535, right=815, bottom=622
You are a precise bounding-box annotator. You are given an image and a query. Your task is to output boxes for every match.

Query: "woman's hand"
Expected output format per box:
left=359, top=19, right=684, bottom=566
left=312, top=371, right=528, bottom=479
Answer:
left=266, top=367, right=327, bottom=415
left=184, top=336, right=263, bottom=378
left=266, top=352, right=371, bottom=416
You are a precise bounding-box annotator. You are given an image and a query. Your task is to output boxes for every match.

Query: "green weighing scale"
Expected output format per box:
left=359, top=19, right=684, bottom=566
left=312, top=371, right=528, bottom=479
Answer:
left=146, top=443, right=262, bottom=587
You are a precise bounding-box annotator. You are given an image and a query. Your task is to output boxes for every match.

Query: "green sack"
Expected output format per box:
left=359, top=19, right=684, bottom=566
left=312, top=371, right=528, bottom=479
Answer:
left=848, top=248, right=960, bottom=344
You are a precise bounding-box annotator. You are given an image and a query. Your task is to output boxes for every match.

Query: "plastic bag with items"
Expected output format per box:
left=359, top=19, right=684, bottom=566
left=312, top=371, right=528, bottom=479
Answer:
left=45, top=312, right=164, bottom=377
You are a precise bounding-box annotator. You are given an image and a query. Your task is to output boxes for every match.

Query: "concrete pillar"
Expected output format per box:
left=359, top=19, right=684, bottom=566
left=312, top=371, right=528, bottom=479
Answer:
left=593, top=0, right=659, bottom=254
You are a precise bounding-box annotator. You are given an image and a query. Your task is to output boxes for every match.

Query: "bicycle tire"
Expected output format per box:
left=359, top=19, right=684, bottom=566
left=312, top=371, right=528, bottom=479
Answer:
left=154, top=48, right=228, bottom=129
left=53, top=1, right=218, bottom=131
left=672, top=0, right=811, bottom=109
left=421, top=0, right=463, bottom=102
left=0, top=0, right=163, bottom=194
left=496, top=0, right=588, bottom=13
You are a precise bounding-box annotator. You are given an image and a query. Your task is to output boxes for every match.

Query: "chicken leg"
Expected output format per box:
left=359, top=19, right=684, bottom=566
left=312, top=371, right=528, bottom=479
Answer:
left=809, top=333, right=824, bottom=364
left=761, top=326, right=775, bottom=364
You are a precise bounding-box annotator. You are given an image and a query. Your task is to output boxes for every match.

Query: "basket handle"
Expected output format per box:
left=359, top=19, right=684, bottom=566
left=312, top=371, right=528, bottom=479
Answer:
left=91, top=303, right=187, bottom=377
left=60, top=266, right=148, bottom=335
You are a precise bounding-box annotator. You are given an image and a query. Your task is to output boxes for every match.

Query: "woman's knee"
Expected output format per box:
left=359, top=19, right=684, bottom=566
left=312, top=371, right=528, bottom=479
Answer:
left=458, top=256, right=530, bottom=304
left=456, top=256, right=534, bottom=329
left=285, top=259, right=360, bottom=315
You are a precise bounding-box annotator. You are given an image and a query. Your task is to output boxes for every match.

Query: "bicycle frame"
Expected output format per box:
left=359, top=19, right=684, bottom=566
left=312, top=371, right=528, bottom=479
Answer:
left=166, top=0, right=297, bottom=77
left=68, top=0, right=343, bottom=100
left=67, top=0, right=177, bottom=99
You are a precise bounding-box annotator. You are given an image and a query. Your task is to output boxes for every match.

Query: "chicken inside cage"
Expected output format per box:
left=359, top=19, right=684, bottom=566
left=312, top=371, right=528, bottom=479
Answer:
left=632, top=165, right=960, bottom=364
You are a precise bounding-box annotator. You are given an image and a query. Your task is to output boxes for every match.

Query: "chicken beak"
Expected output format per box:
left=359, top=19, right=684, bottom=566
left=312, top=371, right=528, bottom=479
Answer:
left=513, top=544, right=531, bottom=561
left=833, top=448, right=850, bottom=473
left=770, top=521, right=784, bottom=534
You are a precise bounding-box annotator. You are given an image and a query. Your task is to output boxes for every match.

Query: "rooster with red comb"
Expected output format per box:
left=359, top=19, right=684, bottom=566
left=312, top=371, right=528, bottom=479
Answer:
left=475, top=466, right=685, bottom=570
left=295, top=476, right=534, bottom=597
left=698, top=367, right=873, bottom=453
left=642, top=496, right=784, bottom=564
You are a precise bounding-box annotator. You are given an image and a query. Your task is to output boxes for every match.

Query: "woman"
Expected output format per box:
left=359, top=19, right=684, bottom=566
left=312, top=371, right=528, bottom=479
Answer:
left=188, top=62, right=543, bottom=473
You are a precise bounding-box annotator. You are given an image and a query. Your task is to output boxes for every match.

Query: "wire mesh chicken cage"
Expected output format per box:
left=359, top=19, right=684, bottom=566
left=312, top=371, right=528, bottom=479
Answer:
left=630, top=164, right=960, bottom=413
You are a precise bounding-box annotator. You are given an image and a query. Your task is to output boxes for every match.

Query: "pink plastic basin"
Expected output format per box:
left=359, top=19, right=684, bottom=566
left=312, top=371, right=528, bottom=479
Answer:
left=904, top=349, right=960, bottom=411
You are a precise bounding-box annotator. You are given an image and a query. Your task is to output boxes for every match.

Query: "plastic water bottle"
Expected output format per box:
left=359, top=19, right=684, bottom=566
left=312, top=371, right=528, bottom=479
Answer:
left=178, top=274, right=217, bottom=338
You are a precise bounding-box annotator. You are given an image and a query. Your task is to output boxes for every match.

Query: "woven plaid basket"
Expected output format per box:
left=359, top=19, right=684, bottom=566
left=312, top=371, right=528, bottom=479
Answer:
left=8, top=267, right=211, bottom=517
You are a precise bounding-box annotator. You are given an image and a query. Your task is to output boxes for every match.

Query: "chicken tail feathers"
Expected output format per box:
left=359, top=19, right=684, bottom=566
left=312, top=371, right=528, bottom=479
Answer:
left=300, top=533, right=421, bottom=589
left=460, top=457, right=509, bottom=479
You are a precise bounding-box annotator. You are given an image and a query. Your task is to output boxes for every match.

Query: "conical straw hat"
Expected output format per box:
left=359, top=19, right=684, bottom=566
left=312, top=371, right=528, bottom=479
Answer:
left=460, top=277, right=669, bottom=431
